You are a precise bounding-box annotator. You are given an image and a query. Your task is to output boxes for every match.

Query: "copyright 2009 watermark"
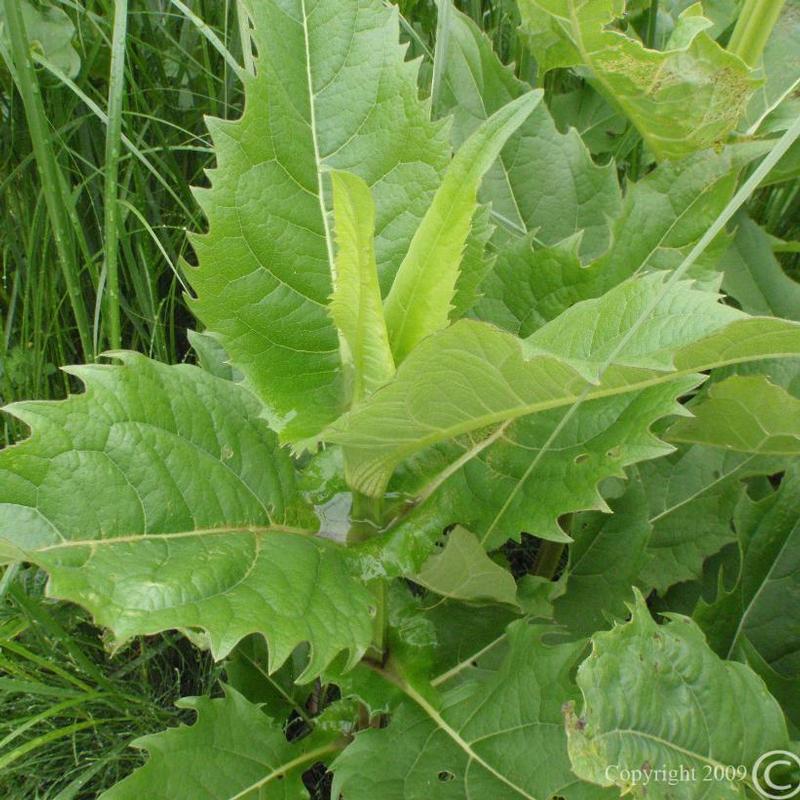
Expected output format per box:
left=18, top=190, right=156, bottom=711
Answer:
left=603, top=750, right=800, bottom=799
left=752, top=751, right=800, bottom=800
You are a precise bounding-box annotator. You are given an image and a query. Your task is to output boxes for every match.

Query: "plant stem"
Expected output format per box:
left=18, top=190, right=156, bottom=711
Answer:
left=2, top=0, right=92, bottom=360
left=728, top=0, right=786, bottom=67
left=366, top=578, right=387, bottom=661
left=348, top=489, right=384, bottom=543
left=103, top=0, right=129, bottom=351
left=533, top=539, right=565, bottom=579
left=431, top=0, right=452, bottom=118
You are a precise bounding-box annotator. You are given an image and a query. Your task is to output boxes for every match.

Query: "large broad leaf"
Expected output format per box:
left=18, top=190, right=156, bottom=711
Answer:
left=720, top=214, right=800, bottom=321
left=567, top=594, right=791, bottom=799
left=695, top=467, right=800, bottom=677
left=477, top=144, right=756, bottom=335
left=383, top=90, right=541, bottom=362
left=188, top=0, right=449, bottom=441
left=332, top=621, right=609, bottom=800
left=397, top=376, right=694, bottom=547
left=433, top=2, right=621, bottom=259
left=637, top=444, right=788, bottom=593
left=518, top=0, right=757, bottom=159
left=325, top=275, right=800, bottom=498
left=101, top=689, right=341, bottom=799
left=667, top=375, right=800, bottom=456
left=0, top=353, right=373, bottom=679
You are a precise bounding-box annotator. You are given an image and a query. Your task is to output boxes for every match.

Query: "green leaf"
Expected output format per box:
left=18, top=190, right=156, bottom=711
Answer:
left=332, top=622, right=608, bottom=800
left=188, top=0, right=449, bottom=441
left=0, top=353, right=373, bottom=679
left=721, top=214, right=800, bottom=321
left=695, top=467, right=800, bottom=677
left=567, top=593, right=791, bottom=798
left=434, top=3, right=621, bottom=258
left=187, top=328, right=238, bottom=381
left=742, top=1, right=800, bottom=134
left=329, top=171, right=395, bottom=402
left=667, top=375, right=800, bottom=456
left=518, top=0, right=757, bottom=159
left=325, top=275, right=800, bottom=497
left=637, top=445, right=786, bottom=593
left=737, top=636, right=800, bottom=736
left=101, top=688, right=341, bottom=799
left=0, top=0, right=80, bottom=79
left=549, top=88, right=627, bottom=158
left=415, top=526, right=519, bottom=606
left=414, top=377, right=694, bottom=547
left=477, top=144, right=757, bottom=335
left=553, top=482, right=651, bottom=636
left=383, top=89, right=541, bottom=362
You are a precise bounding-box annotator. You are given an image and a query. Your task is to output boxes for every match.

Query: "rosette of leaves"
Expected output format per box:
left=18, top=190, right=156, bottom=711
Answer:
left=1, top=1, right=800, bottom=797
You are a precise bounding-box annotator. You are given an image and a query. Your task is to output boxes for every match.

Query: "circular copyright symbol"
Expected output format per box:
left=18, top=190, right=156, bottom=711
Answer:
left=753, top=751, right=800, bottom=800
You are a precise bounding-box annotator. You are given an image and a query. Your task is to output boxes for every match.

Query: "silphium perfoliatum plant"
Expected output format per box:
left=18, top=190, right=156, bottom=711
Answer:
left=2, top=0, right=800, bottom=797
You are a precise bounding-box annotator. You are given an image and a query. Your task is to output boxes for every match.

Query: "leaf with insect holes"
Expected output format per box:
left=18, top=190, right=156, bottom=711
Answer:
left=332, top=621, right=612, bottom=800
left=324, top=274, right=800, bottom=499
left=187, top=0, right=449, bottom=442
left=517, top=0, right=758, bottom=159
left=100, top=688, right=341, bottom=800
left=566, top=593, right=790, bottom=799
left=0, top=353, right=373, bottom=680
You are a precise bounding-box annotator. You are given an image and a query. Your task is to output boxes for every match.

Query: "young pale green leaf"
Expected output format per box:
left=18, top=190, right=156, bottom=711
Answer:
left=329, top=171, right=395, bottom=402
left=434, top=2, right=620, bottom=258
left=667, top=375, right=800, bottom=456
left=721, top=214, right=800, bottom=320
left=414, top=526, right=519, bottom=606
left=517, top=0, right=757, bottom=159
left=695, top=467, right=800, bottom=676
left=188, top=0, right=449, bottom=441
left=383, top=89, right=542, bottom=362
left=325, top=275, right=800, bottom=497
left=333, top=622, right=608, bottom=800
left=101, top=688, right=340, bottom=799
left=0, top=353, right=373, bottom=680
left=567, top=594, right=791, bottom=798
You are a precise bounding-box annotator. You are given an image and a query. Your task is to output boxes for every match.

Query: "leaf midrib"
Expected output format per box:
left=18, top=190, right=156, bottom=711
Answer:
left=35, top=524, right=316, bottom=553
left=358, top=347, right=800, bottom=485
